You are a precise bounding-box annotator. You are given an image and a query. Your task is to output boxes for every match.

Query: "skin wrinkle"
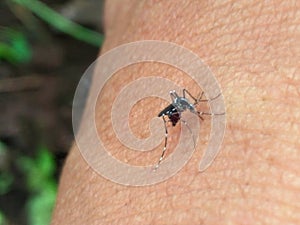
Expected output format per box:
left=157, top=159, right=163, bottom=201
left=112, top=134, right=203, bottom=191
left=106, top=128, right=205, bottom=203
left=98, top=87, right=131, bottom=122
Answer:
left=52, top=1, right=300, bottom=224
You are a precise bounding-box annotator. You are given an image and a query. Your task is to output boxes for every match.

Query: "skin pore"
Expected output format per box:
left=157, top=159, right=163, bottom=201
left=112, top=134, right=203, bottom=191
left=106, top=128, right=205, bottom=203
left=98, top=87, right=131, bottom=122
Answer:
left=52, top=1, right=300, bottom=224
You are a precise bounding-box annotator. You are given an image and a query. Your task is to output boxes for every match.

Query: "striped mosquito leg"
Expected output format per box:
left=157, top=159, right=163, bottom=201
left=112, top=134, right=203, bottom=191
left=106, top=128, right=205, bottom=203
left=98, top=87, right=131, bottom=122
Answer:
left=198, top=111, right=225, bottom=116
left=155, top=115, right=168, bottom=169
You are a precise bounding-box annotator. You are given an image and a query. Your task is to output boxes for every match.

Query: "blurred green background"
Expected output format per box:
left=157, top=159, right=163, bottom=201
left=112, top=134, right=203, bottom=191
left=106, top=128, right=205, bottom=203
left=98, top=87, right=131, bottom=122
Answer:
left=0, top=0, right=104, bottom=224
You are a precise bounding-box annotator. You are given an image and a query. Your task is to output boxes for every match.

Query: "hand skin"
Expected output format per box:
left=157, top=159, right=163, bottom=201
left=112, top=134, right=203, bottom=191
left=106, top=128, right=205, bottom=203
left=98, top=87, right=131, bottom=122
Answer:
left=52, top=1, right=300, bottom=224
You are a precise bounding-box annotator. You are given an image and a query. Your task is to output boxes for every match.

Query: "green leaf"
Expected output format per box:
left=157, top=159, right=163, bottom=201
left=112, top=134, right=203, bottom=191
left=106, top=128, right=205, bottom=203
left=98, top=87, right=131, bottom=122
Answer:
left=10, top=0, right=104, bottom=46
left=27, top=187, right=57, bottom=225
left=35, top=146, right=56, bottom=177
left=0, top=27, right=32, bottom=64
left=0, top=142, right=13, bottom=195
left=0, top=211, right=6, bottom=225
left=16, top=146, right=57, bottom=192
left=16, top=145, right=58, bottom=225
left=0, top=172, right=14, bottom=195
left=0, top=141, right=8, bottom=155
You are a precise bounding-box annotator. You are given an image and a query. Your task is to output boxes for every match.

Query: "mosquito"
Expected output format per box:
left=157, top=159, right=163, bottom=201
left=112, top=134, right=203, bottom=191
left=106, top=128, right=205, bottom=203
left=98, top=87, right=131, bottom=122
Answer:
left=155, top=89, right=223, bottom=168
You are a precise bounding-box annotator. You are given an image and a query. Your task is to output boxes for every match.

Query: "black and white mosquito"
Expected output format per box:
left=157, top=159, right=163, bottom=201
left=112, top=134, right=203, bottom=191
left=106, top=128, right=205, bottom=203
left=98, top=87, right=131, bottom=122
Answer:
left=155, top=89, right=223, bottom=168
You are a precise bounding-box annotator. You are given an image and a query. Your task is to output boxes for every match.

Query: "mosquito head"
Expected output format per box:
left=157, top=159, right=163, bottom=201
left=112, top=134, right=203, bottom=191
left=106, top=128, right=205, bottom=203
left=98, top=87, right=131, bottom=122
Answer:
left=169, top=90, right=179, bottom=102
